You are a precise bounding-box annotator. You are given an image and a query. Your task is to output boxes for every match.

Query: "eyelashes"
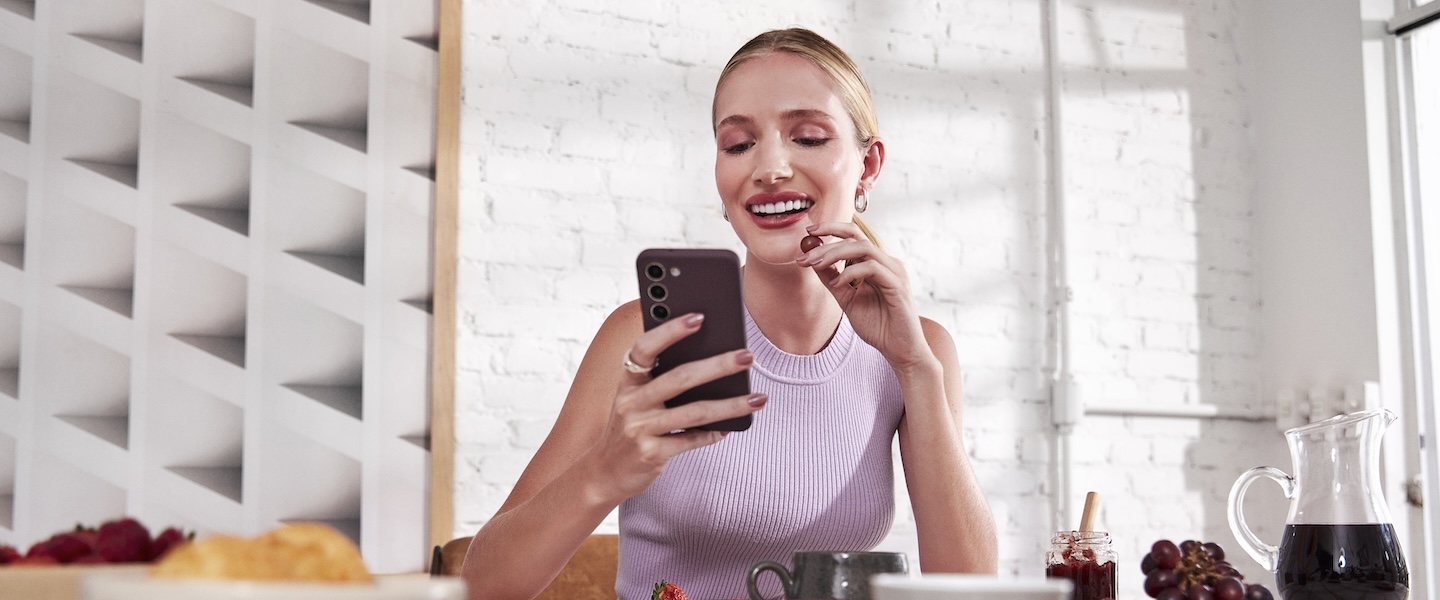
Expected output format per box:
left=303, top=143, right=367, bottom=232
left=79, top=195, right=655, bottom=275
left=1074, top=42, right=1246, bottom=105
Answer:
left=720, top=137, right=832, bottom=155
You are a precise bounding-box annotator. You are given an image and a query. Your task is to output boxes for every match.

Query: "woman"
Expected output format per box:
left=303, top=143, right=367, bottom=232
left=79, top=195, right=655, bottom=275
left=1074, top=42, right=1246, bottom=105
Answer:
left=463, top=28, right=998, bottom=600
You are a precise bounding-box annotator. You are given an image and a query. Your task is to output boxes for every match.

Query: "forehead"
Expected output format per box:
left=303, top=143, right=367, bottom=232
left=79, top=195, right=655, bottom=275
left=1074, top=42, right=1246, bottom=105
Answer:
left=713, top=52, right=847, bottom=123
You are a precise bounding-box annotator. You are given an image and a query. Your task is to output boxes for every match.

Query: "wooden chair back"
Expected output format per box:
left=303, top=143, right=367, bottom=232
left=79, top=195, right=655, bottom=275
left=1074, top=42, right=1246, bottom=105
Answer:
left=431, top=534, right=619, bottom=599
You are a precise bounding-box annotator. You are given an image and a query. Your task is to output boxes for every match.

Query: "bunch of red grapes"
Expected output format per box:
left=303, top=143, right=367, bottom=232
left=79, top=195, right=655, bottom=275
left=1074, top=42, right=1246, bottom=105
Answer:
left=1142, top=539, right=1273, bottom=600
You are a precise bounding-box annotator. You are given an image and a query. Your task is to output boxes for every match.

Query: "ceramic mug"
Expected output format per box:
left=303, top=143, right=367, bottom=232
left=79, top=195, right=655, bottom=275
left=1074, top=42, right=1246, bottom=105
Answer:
left=746, top=551, right=908, bottom=600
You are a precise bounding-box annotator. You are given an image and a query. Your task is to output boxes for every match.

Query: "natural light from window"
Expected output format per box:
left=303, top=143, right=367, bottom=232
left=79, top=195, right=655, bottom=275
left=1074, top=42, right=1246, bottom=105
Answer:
left=1406, top=15, right=1440, bottom=593
left=1418, top=27, right=1437, bottom=199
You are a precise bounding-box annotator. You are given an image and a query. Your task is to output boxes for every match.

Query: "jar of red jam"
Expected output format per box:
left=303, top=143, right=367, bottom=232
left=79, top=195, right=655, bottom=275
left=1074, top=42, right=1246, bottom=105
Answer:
left=1045, top=531, right=1117, bottom=600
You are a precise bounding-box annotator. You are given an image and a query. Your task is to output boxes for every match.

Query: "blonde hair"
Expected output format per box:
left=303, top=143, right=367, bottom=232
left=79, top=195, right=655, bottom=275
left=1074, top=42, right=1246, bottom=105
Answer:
left=715, top=28, right=883, bottom=248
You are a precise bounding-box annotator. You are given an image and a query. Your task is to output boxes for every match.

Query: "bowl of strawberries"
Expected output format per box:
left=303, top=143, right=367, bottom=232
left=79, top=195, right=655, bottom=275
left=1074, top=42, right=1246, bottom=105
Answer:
left=0, top=517, right=191, bottom=600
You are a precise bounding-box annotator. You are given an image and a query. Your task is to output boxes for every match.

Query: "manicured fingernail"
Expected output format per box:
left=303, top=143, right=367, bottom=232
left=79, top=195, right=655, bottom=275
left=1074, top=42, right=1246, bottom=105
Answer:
left=806, top=224, right=818, bottom=232
left=684, top=313, right=704, bottom=327
left=735, top=349, right=754, bottom=366
left=747, top=393, right=768, bottom=407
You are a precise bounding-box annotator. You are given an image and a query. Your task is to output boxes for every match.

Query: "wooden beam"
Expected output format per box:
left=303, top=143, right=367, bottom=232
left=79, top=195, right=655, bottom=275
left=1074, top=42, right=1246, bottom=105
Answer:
left=430, top=0, right=462, bottom=554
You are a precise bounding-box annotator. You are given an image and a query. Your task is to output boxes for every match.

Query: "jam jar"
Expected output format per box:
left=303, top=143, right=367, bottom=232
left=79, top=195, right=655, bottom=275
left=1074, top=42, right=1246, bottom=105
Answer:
left=1045, top=531, right=1117, bottom=600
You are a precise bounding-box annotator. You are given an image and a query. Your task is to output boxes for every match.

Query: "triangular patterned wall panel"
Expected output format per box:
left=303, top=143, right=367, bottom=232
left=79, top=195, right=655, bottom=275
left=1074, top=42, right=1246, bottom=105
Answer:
left=0, top=0, right=35, bottom=20
left=0, top=0, right=437, bottom=573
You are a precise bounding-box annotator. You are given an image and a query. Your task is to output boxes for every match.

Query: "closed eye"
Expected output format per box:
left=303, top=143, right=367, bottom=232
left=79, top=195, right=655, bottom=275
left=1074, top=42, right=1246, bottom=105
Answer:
left=723, top=142, right=754, bottom=154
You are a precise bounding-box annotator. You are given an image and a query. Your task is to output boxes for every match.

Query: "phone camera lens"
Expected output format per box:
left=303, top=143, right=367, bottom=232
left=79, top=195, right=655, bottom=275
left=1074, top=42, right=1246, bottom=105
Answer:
left=648, top=284, right=667, bottom=301
left=650, top=304, right=669, bottom=320
left=645, top=263, right=665, bottom=281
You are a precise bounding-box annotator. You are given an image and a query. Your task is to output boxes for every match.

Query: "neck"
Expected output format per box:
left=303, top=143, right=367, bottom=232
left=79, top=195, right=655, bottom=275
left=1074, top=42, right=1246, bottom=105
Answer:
left=741, top=252, right=844, bottom=355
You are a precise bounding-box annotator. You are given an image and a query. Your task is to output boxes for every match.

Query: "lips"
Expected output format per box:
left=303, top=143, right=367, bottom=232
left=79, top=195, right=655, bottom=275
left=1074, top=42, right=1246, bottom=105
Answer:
left=744, top=192, right=813, bottom=229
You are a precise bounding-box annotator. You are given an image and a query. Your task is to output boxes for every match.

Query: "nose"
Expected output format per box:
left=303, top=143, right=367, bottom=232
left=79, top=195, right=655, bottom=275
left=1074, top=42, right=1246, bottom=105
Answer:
left=751, top=138, right=791, bottom=185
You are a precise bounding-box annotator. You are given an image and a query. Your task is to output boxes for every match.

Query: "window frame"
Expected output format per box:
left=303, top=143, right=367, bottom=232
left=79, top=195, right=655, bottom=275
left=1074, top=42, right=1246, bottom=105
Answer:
left=1389, top=0, right=1440, bottom=594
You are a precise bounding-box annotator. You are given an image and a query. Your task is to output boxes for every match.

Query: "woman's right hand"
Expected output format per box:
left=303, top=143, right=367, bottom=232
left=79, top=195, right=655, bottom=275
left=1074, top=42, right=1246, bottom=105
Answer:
left=589, top=312, right=767, bottom=502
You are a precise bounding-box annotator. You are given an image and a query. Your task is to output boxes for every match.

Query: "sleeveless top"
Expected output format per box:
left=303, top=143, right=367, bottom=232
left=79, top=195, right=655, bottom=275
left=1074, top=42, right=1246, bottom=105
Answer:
left=615, top=311, right=906, bottom=600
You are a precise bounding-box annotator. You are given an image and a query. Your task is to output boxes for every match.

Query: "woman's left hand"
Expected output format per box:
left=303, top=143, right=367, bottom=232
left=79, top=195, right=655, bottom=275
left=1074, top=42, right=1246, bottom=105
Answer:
left=797, top=222, right=933, bottom=372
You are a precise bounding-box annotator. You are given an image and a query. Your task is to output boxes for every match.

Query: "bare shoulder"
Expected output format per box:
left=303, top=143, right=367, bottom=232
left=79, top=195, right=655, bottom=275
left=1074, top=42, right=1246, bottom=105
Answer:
left=592, top=299, right=644, bottom=352
left=918, top=316, right=964, bottom=413
left=573, top=300, right=645, bottom=387
left=919, top=316, right=958, bottom=362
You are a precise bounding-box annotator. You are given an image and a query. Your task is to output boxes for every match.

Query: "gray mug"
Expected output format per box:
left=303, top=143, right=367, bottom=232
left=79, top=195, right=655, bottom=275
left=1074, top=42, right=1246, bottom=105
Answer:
left=746, top=551, right=909, bottom=600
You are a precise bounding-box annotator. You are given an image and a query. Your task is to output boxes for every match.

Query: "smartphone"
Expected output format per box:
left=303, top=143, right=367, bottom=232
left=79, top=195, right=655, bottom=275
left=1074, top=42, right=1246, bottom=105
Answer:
left=636, top=248, right=752, bottom=431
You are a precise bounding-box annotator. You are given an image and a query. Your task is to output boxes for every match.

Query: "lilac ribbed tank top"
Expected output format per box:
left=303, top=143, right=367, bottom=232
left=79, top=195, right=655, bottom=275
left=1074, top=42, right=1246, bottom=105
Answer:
left=616, top=311, right=904, bottom=600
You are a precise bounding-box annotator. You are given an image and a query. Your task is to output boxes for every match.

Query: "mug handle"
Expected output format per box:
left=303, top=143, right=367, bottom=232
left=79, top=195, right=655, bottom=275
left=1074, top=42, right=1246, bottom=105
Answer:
left=1226, top=466, right=1296, bottom=573
left=746, top=560, right=795, bottom=600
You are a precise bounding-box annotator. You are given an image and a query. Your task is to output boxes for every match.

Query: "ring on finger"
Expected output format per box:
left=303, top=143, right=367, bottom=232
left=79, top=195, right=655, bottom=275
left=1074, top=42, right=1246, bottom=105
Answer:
left=622, top=350, right=657, bottom=374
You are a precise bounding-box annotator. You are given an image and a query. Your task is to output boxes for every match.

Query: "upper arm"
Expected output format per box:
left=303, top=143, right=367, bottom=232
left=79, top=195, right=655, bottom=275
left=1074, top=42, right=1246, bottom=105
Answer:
left=492, top=300, right=643, bottom=515
left=896, top=316, right=965, bottom=457
left=920, top=316, right=964, bottom=423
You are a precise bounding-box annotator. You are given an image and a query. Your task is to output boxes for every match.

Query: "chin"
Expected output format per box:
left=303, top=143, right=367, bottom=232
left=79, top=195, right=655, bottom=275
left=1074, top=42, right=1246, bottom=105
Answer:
left=741, top=238, right=806, bottom=267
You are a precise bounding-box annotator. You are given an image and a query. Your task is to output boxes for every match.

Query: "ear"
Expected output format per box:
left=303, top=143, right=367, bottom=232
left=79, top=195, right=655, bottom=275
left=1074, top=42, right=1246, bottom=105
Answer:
left=859, top=138, right=885, bottom=191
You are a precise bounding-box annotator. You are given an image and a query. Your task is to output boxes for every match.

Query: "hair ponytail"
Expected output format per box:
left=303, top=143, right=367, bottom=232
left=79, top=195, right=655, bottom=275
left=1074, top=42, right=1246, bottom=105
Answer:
left=853, top=215, right=882, bottom=250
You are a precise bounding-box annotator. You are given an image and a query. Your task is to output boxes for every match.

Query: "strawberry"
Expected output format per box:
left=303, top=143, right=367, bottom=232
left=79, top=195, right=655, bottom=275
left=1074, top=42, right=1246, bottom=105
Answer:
left=70, top=552, right=107, bottom=564
left=651, top=580, right=690, bottom=600
left=150, top=526, right=191, bottom=560
left=95, top=518, right=154, bottom=563
left=0, top=545, right=20, bottom=565
left=72, top=525, right=99, bottom=550
left=41, top=533, right=93, bottom=563
left=24, top=539, right=53, bottom=560
left=10, top=554, right=59, bottom=567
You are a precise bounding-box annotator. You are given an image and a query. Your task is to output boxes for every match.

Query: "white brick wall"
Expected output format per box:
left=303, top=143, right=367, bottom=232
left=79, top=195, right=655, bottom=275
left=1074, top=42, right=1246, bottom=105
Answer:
left=455, top=0, right=1290, bottom=596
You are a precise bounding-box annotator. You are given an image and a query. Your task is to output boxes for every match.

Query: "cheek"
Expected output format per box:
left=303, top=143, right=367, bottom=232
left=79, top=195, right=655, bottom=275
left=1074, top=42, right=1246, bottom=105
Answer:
left=805, top=151, right=860, bottom=191
left=714, top=157, right=745, bottom=196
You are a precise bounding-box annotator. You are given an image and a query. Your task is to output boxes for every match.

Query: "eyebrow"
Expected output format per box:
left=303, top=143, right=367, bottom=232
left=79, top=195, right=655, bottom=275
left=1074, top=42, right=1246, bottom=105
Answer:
left=714, top=109, right=836, bottom=130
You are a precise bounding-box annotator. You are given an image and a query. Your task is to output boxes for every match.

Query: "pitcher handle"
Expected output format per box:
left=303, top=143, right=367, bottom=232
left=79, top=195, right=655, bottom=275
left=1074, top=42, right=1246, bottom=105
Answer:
left=746, top=560, right=795, bottom=600
left=1227, top=466, right=1296, bottom=572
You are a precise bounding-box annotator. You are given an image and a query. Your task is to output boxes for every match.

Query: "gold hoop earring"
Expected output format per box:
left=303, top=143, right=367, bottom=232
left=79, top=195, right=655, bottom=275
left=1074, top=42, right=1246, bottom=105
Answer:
left=855, top=188, right=869, bottom=213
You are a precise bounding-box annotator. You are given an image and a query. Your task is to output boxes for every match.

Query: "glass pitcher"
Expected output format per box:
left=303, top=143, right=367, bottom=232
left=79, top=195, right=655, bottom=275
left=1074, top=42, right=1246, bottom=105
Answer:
left=1227, top=408, right=1410, bottom=600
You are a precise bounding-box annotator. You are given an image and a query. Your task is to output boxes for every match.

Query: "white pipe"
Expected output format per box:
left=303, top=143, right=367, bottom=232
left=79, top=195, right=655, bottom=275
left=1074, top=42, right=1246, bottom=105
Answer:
left=1040, top=0, right=1075, bottom=533
left=1083, top=403, right=1275, bottom=421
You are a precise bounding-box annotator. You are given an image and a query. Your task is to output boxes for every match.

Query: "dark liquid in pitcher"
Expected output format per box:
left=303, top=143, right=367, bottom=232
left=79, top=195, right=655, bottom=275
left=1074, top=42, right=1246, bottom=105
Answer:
left=1276, top=523, right=1409, bottom=600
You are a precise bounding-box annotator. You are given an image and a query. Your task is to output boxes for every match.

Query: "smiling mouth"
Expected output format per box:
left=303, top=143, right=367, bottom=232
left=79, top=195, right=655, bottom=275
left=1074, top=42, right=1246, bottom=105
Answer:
left=748, top=199, right=814, bottom=217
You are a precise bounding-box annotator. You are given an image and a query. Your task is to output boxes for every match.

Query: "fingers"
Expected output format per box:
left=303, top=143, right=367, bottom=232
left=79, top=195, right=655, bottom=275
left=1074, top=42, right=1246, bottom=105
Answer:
left=622, top=312, right=706, bottom=383
left=651, top=391, right=768, bottom=437
left=617, top=346, right=755, bottom=414
left=794, top=224, right=904, bottom=291
left=795, top=223, right=885, bottom=269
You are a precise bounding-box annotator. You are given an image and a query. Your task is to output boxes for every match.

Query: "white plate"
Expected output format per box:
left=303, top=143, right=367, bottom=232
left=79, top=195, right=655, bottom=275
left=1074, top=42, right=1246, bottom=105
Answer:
left=871, top=574, right=1072, bottom=600
left=83, top=572, right=466, bottom=600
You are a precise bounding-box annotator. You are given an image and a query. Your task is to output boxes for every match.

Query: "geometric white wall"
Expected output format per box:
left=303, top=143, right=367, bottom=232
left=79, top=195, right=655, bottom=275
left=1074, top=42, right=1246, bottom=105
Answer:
left=0, top=0, right=436, bottom=573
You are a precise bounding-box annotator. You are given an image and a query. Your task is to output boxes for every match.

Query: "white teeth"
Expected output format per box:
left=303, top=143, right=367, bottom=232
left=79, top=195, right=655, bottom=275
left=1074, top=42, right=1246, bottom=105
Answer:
left=749, top=199, right=813, bottom=215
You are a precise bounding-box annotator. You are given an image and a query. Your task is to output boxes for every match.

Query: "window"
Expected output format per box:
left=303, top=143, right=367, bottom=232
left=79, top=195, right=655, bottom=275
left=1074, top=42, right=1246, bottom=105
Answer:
left=1395, top=2, right=1440, bottom=593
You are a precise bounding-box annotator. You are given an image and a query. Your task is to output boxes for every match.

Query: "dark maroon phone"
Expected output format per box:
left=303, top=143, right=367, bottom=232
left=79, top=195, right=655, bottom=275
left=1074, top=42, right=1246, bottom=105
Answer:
left=636, top=248, right=752, bottom=431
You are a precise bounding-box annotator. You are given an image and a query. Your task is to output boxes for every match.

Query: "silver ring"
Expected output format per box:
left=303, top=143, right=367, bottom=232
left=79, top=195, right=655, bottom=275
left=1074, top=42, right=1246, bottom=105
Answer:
left=622, top=350, right=656, bottom=375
